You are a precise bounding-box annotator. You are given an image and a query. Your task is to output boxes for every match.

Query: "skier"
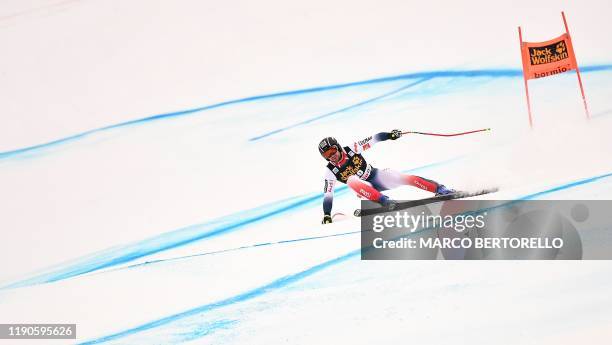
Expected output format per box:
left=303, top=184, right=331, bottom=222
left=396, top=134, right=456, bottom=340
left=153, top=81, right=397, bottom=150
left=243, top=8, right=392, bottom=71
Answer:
left=320, top=130, right=455, bottom=224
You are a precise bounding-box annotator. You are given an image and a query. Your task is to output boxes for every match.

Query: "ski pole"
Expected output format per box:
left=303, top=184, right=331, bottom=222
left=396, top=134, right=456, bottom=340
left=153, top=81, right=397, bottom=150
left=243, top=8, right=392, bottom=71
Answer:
left=402, top=128, right=491, bottom=137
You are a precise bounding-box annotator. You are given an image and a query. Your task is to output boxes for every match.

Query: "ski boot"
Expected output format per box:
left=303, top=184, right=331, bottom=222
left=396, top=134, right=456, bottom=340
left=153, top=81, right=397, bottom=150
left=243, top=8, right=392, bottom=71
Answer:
left=378, top=195, right=398, bottom=210
left=435, top=184, right=456, bottom=196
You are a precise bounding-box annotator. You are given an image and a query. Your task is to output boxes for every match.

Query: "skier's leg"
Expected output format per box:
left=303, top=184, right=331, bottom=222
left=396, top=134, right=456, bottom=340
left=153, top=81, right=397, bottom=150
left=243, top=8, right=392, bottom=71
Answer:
left=347, top=175, right=391, bottom=204
left=346, top=175, right=395, bottom=208
left=404, top=175, right=439, bottom=193
left=370, top=168, right=453, bottom=194
left=368, top=168, right=406, bottom=190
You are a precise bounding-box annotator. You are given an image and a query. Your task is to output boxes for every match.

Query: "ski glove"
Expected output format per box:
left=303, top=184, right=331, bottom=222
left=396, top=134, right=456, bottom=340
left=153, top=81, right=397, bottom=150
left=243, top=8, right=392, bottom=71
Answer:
left=322, top=215, right=332, bottom=224
left=390, top=129, right=402, bottom=140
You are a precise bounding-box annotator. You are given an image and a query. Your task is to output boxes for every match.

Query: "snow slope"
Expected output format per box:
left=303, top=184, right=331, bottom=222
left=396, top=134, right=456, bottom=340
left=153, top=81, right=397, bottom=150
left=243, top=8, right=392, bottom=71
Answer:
left=1, top=1, right=612, bottom=344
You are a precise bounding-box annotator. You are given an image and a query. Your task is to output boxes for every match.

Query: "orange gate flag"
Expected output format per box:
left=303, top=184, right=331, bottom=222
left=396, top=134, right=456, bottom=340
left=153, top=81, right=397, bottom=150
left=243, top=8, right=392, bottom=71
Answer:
left=518, top=11, right=590, bottom=128
left=520, top=33, right=577, bottom=80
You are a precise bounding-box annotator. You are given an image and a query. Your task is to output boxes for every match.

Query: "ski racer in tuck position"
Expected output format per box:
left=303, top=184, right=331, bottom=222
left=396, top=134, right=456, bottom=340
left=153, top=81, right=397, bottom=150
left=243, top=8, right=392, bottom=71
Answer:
left=320, top=130, right=455, bottom=224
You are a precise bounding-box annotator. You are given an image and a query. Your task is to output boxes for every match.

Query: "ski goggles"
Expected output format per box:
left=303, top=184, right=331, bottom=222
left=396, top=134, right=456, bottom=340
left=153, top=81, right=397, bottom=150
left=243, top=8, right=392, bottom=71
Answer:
left=322, top=146, right=339, bottom=160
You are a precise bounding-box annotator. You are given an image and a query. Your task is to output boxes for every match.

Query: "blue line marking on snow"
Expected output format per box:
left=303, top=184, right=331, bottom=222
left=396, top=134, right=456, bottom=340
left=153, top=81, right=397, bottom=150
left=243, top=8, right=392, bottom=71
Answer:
left=79, top=248, right=361, bottom=345
left=248, top=77, right=431, bottom=141
left=518, top=172, right=612, bottom=200
left=1, top=65, right=610, bottom=160
left=110, top=230, right=362, bottom=273
left=0, top=158, right=457, bottom=290
left=80, top=170, right=612, bottom=344
left=0, top=194, right=320, bottom=290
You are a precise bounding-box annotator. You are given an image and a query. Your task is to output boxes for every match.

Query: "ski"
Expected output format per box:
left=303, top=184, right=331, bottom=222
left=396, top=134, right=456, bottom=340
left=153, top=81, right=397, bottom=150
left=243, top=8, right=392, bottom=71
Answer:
left=353, top=187, right=499, bottom=217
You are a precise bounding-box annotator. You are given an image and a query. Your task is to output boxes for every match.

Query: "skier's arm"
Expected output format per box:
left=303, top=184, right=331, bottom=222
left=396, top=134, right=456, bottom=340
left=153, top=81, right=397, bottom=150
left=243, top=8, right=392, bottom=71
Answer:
left=351, top=130, right=403, bottom=153
left=322, top=170, right=337, bottom=224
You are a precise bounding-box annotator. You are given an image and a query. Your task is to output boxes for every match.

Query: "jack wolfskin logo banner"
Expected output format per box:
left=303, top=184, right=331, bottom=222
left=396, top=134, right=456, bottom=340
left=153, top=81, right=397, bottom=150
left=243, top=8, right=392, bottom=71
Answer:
left=529, top=40, right=568, bottom=65
left=520, top=33, right=577, bottom=80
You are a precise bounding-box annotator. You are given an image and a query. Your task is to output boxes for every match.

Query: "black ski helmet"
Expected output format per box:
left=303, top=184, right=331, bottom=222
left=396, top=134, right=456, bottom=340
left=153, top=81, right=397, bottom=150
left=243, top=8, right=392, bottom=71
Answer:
left=318, top=137, right=342, bottom=159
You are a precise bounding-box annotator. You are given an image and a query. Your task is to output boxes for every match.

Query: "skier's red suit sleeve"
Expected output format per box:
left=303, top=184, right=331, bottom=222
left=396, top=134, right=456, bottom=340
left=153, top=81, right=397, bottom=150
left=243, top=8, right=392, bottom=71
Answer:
left=351, top=132, right=392, bottom=154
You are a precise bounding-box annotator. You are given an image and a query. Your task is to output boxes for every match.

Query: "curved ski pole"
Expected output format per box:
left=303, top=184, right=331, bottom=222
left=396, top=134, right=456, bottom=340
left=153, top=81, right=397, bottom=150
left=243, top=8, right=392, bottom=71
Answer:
left=402, top=128, right=491, bottom=137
